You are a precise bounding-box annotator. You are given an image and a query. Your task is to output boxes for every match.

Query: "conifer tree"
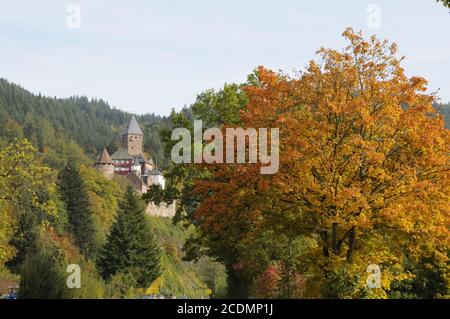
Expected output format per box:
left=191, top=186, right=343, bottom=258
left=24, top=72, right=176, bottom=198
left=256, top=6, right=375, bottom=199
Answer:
left=57, top=163, right=97, bottom=257
left=98, top=186, right=161, bottom=289
left=19, top=251, right=72, bottom=299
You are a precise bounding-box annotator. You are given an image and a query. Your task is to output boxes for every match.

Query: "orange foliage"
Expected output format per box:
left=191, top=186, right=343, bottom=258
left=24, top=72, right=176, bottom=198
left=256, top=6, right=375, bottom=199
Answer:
left=193, top=29, right=450, bottom=296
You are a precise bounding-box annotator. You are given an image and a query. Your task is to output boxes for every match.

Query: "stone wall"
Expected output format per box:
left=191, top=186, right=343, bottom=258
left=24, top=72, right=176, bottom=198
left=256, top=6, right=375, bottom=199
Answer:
left=124, top=134, right=143, bottom=156
left=127, top=173, right=146, bottom=193
left=94, top=163, right=114, bottom=180
left=146, top=201, right=176, bottom=218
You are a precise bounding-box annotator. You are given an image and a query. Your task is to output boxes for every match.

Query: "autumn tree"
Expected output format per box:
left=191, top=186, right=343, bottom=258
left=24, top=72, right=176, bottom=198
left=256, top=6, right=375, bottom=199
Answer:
left=192, top=29, right=450, bottom=298
left=153, top=83, right=254, bottom=297
left=0, top=139, right=57, bottom=271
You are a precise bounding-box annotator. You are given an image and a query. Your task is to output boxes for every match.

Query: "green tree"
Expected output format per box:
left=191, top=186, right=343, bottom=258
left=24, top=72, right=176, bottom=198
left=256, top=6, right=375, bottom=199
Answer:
left=57, top=163, right=97, bottom=257
left=0, top=139, right=57, bottom=269
left=152, top=82, right=251, bottom=297
left=105, top=272, right=139, bottom=299
left=98, top=186, right=161, bottom=289
left=19, top=250, right=72, bottom=299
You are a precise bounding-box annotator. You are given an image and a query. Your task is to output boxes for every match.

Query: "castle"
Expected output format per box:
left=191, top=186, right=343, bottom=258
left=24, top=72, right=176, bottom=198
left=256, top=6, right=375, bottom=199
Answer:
left=94, top=116, right=175, bottom=217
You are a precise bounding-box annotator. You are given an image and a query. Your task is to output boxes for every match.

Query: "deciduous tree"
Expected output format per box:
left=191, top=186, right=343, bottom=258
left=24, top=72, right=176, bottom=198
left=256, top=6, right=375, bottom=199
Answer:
left=0, top=139, right=57, bottom=269
left=193, top=29, right=450, bottom=297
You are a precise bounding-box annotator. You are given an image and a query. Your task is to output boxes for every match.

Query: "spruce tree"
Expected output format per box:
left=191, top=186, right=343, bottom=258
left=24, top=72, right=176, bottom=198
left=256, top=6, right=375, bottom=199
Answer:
left=19, top=250, right=73, bottom=299
left=98, top=186, right=161, bottom=289
left=57, top=163, right=97, bottom=257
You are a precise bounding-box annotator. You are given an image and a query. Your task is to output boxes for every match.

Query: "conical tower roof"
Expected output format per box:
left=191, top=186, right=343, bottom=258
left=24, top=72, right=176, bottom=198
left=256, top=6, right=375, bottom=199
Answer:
left=123, top=115, right=143, bottom=135
left=149, top=169, right=162, bottom=176
left=132, top=158, right=140, bottom=166
left=97, top=148, right=113, bottom=164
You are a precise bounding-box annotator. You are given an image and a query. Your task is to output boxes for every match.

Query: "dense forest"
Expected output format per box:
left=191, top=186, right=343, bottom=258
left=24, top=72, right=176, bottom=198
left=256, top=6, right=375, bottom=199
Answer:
left=1, top=78, right=449, bottom=165
left=0, top=78, right=171, bottom=169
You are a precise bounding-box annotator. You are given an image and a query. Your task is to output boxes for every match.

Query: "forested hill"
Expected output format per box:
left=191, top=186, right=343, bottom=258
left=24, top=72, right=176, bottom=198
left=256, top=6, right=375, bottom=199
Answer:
left=0, top=78, right=170, bottom=166
left=0, top=78, right=227, bottom=298
left=0, top=78, right=449, bottom=167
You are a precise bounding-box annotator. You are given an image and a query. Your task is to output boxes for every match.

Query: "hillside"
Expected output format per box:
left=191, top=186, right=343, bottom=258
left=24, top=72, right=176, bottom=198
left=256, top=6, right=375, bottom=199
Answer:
left=146, top=217, right=227, bottom=298
left=1, top=80, right=448, bottom=155
left=0, top=78, right=227, bottom=298
left=0, top=78, right=170, bottom=168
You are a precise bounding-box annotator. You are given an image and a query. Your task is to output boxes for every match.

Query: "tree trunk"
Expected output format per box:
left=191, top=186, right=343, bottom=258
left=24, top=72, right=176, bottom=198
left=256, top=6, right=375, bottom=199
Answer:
left=346, top=227, right=356, bottom=261
left=332, top=223, right=338, bottom=255
left=320, top=231, right=329, bottom=257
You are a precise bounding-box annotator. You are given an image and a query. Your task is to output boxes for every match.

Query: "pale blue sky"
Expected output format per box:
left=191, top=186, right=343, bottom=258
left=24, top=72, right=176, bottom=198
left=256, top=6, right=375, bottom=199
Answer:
left=0, top=0, right=449, bottom=115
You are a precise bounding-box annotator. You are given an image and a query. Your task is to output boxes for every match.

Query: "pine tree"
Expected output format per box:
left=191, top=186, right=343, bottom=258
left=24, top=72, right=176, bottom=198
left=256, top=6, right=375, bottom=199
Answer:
left=98, top=186, right=161, bottom=289
left=57, top=163, right=97, bottom=257
left=19, top=250, right=72, bottom=299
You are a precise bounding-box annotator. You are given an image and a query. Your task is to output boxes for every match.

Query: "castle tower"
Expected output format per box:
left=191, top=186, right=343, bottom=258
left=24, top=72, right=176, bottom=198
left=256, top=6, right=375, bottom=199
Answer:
left=94, top=148, right=115, bottom=179
left=148, top=169, right=165, bottom=189
left=122, top=116, right=143, bottom=156
left=131, top=158, right=141, bottom=176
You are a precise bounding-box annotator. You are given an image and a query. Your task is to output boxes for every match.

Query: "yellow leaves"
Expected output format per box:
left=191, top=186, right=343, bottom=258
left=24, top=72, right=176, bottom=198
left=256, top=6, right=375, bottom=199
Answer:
left=236, top=188, right=247, bottom=199
left=145, top=277, right=164, bottom=295
left=39, top=220, right=53, bottom=234
left=0, top=138, right=61, bottom=265
left=355, top=211, right=372, bottom=229
left=79, top=166, right=122, bottom=241
left=38, top=200, right=59, bottom=219
left=0, top=202, right=17, bottom=267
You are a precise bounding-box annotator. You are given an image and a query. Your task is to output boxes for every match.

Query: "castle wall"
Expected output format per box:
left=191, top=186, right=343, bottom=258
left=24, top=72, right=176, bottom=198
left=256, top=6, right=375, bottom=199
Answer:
left=94, top=163, right=114, bottom=180
left=127, top=173, right=146, bottom=193
left=108, top=117, right=175, bottom=218
left=146, top=201, right=176, bottom=218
